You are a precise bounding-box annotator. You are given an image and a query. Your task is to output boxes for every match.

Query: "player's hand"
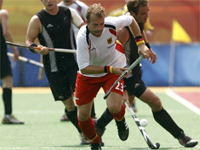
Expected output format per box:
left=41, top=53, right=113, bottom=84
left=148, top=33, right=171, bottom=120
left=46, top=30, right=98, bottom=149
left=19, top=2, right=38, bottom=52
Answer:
left=112, top=67, right=131, bottom=77
left=35, top=45, right=49, bottom=55
left=138, top=44, right=150, bottom=59
left=12, top=49, right=19, bottom=61
left=147, top=49, right=157, bottom=64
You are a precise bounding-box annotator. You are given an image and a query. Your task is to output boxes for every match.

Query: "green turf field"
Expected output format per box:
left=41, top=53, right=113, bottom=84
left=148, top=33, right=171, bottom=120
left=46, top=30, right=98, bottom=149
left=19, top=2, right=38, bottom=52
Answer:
left=0, top=89, right=199, bottom=150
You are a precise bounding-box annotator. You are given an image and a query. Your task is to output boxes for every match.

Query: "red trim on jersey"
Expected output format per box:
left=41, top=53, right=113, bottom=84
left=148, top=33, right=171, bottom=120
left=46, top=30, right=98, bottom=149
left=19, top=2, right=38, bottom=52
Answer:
left=109, top=28, right=116, bottom=36
left=115, top=40, right=124, bottom=54
left=88, top=39, right=91, bottom=50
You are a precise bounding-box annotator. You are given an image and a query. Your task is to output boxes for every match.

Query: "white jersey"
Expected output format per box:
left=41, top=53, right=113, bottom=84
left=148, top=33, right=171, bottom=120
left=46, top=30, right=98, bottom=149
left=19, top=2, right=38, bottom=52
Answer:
left=58, top=0, right=88, bottom=37
left=77, top=15, right=133, bottom=77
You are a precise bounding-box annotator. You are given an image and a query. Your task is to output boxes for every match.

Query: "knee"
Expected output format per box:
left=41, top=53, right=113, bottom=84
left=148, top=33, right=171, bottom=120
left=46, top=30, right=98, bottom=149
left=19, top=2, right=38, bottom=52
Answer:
left=78, top=110, right=90, bottom=122
left=108, top=102, right=123, bottom=114
left=149, top=97, right=162, bottom=111
left=63, top=97, right=75, bottom=111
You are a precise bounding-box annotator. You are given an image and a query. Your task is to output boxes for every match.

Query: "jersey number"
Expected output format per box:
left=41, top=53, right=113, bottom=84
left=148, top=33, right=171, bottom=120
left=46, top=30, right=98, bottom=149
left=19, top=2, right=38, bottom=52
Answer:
left=115, top=82, right=123, bottom=92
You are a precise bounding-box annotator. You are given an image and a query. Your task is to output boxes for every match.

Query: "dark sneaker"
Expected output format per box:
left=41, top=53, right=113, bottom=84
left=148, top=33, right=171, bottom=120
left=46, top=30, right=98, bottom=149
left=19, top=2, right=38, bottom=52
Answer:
left=115, top=118, right=129, bottom=141
left=79, top=133, right=90, bottom=145
left=2, top=115, right=24, bottom=124
left=178, top=131, right=198, bottom=147
left=91, top=143, right=101, bottom=150
left=60, top=114, right=69, bottom=121
left=95, top=121, right=105, bottom=146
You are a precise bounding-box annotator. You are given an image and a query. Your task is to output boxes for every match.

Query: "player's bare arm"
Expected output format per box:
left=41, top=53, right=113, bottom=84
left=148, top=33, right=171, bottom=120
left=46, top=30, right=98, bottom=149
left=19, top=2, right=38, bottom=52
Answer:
left=26, top=15, right=49, bottom=55
left=117, top=27, right=129, bottom=46
left=70, top=7, right=85, bottom=29
left=81, top=65, right=128, bottom=77
left=129, top=16, right=150, bottom=58
left=0, top=9, right=19, bottom=61
left=142, top=30, right=157, bottom=63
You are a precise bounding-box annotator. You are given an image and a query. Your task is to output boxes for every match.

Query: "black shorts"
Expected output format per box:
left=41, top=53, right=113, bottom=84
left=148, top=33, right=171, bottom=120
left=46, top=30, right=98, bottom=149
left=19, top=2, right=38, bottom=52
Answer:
left=0, top=52, right=12, bottom=79
left=45, top=68, right=78, bottom=101
left=123, top=72, right=146, bottom=98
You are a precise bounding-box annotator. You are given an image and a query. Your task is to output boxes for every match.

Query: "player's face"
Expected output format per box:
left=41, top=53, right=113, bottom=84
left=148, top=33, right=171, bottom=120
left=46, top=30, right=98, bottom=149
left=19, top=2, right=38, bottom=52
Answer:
left=41, top=0, right=57, bottom=11
left=87, top=13, right=105, bottom=37
left=134, top=5, right=150, bottom=24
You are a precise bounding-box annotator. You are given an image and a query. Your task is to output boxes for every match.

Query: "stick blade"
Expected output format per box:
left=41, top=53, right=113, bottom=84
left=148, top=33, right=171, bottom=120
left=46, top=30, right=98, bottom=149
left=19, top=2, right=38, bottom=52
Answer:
left=150, top=143, right=160, bottom=149
left=103, top=92, right=110, bottom=99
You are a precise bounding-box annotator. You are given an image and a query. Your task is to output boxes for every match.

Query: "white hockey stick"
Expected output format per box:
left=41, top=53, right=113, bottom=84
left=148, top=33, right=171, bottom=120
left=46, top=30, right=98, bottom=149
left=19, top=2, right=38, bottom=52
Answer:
left=7, top=52, right=44, bottom=68
left=124, top=102, right=160, bottom=149
left=6, top=41, right=77, bottom=53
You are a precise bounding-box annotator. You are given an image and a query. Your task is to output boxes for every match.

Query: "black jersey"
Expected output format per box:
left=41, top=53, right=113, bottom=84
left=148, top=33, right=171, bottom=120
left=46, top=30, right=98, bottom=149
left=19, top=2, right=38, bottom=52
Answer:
left=36, top=6, right=78, bottom=72
left=0, top=24, right=7, bottom=56
left=0, top=24, right=12, bottom=78
left=123, top=23, right=144, bottom=76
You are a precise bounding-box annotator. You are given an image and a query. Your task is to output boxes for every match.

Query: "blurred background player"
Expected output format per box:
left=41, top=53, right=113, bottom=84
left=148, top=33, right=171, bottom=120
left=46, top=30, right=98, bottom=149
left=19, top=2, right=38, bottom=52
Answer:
left=58, top=0, right=97, bottom=122
left=58, top=0, right=88, bottom=38
left=96, top=0, right=198, bottom=148
left=108, top=0, right=154, bottom=112
left=0, top=0, right=24, bottom=124
left=26, top=0, right=89, bottom=145
left=108, top=0, right=154, bottom=39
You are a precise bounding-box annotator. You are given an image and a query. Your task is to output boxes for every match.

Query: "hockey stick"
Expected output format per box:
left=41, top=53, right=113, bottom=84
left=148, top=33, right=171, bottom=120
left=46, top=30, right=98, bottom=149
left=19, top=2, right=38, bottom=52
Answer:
left=124, top=101, right=160, bottom=149
left=6, top=41, right=77, bottom=53
left=104, top=55, right=144, bottom=99
left=38, top=55, right=44, bottom=80
left=7, top=52, right=44, bottom=68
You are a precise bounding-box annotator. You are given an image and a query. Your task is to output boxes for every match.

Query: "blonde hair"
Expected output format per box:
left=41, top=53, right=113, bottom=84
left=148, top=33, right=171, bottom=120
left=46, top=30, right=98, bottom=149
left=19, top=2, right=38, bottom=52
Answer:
left=86, top=3, right=105, bottom=22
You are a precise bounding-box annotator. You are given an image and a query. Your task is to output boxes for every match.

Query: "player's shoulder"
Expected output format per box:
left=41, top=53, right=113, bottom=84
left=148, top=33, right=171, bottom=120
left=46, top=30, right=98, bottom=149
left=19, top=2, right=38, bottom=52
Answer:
left=57, top=1, right=64, bottom=6
left=0, top=9, right=8, bottom=17
left=77, top=25, right=87, bottom=38
left=105, top=17, right=116, bottom=26
left=59, top=6, right=69, bottom=11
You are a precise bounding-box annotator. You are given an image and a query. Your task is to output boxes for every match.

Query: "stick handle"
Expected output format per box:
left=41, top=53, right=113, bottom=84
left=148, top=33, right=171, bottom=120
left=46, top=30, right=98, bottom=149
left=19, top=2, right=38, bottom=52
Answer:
left=38, top=55, right=44, bottom=80
left=103, top=55, right=144, bottom=99
left=6, top=41, right=77, bottom=53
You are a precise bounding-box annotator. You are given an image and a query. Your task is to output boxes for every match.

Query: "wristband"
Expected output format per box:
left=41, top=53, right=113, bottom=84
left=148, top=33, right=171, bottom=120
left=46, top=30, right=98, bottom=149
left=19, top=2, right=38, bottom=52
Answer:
left=145, top=43, right=151, bottom=49
left=109, top=66, right=113, bottom=73
left=135, top=36, right=143, bottom=40
left=135, top=36, right=145, bottom=46
left=29, top=43, right=38, bottom=53
left=104, top=66, right=108, bottom=73
left=104, top=66, right=113, bottom=73
left=104, top=66, right=110, bottom=73
left=136, top=40, right=145, bottom=46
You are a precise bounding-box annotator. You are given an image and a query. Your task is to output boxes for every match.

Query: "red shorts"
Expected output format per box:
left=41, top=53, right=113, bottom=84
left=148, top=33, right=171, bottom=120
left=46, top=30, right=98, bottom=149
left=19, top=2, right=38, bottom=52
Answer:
left=75, top=72, right=124, bottom=105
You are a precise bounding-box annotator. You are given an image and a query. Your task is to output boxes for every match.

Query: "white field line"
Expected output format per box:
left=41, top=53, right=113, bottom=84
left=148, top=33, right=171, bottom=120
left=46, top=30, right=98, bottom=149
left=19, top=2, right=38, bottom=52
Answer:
left=165, top=88, right=200, bottom=115
left=0, top=146, right=189, bottom=149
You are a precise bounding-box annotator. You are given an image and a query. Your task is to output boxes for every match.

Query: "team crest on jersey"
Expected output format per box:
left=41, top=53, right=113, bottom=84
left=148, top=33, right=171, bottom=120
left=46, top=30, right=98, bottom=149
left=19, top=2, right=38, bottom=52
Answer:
left=107, top=37, right=112, bottom=44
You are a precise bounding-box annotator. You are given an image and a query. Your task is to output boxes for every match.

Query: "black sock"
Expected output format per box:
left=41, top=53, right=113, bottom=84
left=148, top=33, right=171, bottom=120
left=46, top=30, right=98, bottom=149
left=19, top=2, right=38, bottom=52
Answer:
left=96, top=108, right=113, bottom=129
left=65, top=107, right=82, bottom=133
left=153, top=108, right=183, bottom=138
left=2, top=88, right=12, bottom=115
left=91, top=102, right=96, bottom=118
